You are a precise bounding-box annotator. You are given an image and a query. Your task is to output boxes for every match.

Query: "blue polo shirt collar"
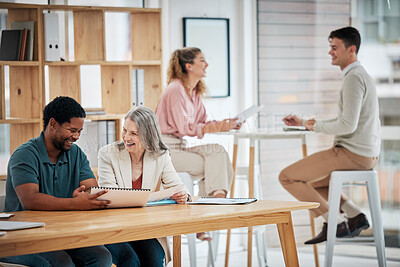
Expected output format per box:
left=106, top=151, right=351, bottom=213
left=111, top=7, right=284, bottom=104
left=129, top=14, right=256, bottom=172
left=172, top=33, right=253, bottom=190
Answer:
left=36, top=132, right=69, bottom=165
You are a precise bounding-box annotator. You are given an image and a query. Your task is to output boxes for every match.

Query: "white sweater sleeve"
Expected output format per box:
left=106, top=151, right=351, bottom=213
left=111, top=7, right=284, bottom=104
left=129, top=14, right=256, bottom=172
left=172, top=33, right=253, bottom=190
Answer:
left=314, top=73, right=364, bottom=135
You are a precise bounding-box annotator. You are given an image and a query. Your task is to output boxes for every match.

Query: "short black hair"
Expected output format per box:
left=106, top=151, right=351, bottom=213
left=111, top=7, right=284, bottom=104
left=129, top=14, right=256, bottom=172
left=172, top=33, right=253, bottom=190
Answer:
left=43, top=96, right=86, bottom=131
left=329, top=26, right=361, bottom=54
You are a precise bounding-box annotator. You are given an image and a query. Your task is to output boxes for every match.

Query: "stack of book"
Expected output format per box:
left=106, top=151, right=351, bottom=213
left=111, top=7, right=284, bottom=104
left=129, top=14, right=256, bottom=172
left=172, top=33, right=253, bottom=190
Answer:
left=0, top=21, right=34, bottom=61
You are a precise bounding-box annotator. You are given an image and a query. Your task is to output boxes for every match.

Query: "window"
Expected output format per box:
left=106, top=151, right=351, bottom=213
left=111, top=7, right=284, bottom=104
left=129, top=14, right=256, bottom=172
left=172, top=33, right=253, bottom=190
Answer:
left=357, top=0, right=400, bottom=43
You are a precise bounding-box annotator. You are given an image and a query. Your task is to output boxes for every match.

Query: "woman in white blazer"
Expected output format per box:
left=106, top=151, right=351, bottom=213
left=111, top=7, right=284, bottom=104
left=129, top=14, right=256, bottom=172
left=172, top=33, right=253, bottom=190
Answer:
left=98, top=106, right=188, bottom=267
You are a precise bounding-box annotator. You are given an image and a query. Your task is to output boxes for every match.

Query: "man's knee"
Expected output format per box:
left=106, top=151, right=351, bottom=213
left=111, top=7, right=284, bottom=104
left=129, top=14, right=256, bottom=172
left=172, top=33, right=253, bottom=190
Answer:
left=278, top=168, right=292, bottom=187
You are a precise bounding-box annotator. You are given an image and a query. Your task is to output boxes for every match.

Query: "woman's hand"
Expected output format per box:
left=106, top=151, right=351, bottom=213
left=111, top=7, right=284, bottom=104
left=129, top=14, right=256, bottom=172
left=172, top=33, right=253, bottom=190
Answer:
left=170, top=191, right=189, bottom=204
left=203, top=118, right=240, bottom=134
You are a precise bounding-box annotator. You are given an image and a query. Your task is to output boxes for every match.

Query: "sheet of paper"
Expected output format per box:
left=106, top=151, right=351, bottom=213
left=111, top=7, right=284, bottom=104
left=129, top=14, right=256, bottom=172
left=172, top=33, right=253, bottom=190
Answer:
left=148, top=184, right=185, bottom=202
left=188, top=197, right=257, bottom=205
left=235, top=105, right=264, bottom=123
left=0, top=213, right=14, bottom=219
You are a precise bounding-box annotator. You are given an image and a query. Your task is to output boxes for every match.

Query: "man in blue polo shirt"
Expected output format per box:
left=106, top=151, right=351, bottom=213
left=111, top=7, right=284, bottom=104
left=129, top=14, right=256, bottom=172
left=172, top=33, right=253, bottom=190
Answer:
left=1, top=96, right=112, bottom=267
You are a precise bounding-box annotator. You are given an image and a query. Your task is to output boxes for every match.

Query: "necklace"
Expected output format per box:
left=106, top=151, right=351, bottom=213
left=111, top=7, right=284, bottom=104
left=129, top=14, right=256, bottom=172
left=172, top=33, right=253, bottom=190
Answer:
left=131, top=154, right=143, bottom=168
left=134, top=158, right=142, bottom=167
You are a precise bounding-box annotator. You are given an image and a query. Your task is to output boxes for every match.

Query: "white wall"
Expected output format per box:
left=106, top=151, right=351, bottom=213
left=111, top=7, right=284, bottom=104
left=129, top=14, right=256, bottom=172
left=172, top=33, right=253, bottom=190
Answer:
left=161, top=0, right=257, bottom=121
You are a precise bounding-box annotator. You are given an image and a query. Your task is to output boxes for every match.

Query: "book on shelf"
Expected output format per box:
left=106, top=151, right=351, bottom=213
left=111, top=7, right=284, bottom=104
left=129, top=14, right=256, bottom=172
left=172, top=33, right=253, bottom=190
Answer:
left=19, top=29, right=28, bottom=61
left=10, top=21, right=35, bottom=61
left=0, top=29, right=22, bottom=61
left=84, top=108, right=106, bottom=116
left=43, top=13, right=60, bottom=61
left=131, top=68, right=145, bottom=107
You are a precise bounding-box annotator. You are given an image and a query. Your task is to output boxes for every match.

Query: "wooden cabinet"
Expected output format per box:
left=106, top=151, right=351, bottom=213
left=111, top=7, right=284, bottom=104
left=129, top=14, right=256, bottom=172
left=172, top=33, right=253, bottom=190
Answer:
left=0, top=3, right=163, bottom=178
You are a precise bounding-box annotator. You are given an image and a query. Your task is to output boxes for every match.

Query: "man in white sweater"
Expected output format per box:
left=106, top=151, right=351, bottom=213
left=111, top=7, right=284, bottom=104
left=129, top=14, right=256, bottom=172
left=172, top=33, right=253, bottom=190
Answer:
left=279, top=26, right=381, bottom=244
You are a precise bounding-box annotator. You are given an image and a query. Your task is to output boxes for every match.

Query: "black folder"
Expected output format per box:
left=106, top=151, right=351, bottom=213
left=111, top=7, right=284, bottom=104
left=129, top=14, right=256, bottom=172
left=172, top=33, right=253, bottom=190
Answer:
left=0, top=30, right=22, bottom=61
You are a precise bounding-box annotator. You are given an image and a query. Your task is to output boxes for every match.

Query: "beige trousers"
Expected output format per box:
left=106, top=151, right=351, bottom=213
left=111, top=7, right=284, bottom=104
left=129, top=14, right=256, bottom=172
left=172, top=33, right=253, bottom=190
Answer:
left=279, top=145, right=378, bottom=217
left=162, top=134, right=233, bottom=197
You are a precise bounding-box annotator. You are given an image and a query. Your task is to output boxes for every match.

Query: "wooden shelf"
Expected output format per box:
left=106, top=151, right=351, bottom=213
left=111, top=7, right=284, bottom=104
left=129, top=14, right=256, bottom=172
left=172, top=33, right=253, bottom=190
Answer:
left=1, top=2, right=162, bottom=157
left=45, top=60, right=162, bottom=66
left=0, top=3, right=160, bottom=13
left=0, top=175, right=6, bottom=181
left=0, top=61, right=40, bottom=66
left=86, top=114, right=125, bottom=121
left=0, top=118, right=41, bottom=124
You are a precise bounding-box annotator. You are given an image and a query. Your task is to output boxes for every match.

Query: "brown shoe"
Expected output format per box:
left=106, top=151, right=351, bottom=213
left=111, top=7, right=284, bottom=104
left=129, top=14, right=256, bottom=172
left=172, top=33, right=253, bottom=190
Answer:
left=305, top=221, right=350, bottom=244
left=347, top=213, right=370, bottom=237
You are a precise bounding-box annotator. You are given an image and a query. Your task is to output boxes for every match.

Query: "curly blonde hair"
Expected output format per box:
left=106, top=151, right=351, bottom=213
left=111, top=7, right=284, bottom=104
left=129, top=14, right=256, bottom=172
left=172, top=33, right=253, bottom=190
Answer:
left=167, top=47, right=206, bottom=96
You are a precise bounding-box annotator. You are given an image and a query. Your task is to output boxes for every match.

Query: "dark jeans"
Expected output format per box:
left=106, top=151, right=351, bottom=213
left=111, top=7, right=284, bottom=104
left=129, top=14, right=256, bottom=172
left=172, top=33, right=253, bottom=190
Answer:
left=105, top=239, right=164, bottom=267
left=0, top=245, right=112, bottom=267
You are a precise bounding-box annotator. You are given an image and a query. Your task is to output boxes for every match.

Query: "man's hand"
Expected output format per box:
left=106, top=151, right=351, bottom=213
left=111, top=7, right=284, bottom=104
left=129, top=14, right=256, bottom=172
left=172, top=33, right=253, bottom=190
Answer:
left=73, top=189, right=111, bottom=210
left=282, top=115, right=302, bottom=126
left=73, top=185, right=87, bottom=198
left=304, top=118, right=316, bottom=131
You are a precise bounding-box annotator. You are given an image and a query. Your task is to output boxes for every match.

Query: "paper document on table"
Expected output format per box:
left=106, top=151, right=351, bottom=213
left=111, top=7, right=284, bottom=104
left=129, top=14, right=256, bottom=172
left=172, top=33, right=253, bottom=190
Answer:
left=188, top=197, right=257, bottom=205
left=0, top=221, right=45, bottom=231
left=283, top=126, right=307, bottom=131
left=0, top=213, right=14, bottom=218
left=147, top=184, right=185, bottom=202
left=235, top=105, right=264, bottom=123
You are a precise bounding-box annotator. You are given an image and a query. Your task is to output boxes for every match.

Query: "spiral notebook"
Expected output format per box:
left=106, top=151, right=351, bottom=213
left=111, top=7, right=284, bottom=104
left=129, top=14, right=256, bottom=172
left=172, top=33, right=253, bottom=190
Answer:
left=91, top=187, right=151, bottom=208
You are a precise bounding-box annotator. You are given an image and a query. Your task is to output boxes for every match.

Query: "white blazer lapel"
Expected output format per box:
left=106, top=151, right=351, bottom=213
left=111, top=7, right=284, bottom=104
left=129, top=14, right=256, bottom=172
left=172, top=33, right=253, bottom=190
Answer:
left=142, top=151, right=157, bottom=190
left=119, top=149, right=132, bottom=188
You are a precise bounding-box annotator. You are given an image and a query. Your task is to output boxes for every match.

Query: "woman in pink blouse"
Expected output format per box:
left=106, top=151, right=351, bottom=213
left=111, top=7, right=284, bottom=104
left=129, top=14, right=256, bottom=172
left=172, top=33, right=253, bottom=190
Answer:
left=155, top=47, right=241, bottom=240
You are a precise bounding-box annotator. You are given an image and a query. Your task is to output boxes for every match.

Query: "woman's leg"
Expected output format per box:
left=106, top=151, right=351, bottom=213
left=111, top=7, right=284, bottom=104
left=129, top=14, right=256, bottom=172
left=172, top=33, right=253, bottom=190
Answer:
left=184, top=143, right=233, bottom=197
left=105, top=242, right=140, bottom=267
left=129, top=239, right=164, bottom=267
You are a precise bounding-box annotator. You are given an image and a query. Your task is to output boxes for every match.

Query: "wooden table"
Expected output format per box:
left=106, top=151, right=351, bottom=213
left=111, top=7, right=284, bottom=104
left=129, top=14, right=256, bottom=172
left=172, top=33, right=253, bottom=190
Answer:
left=0, top=200, right=318, bottom=267
left=224, top=129, right=320, bottom=267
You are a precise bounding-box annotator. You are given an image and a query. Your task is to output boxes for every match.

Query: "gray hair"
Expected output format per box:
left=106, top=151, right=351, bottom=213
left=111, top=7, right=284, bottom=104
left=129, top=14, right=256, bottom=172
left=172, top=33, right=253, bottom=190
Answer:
left=117, top=106, right=168, bottom=154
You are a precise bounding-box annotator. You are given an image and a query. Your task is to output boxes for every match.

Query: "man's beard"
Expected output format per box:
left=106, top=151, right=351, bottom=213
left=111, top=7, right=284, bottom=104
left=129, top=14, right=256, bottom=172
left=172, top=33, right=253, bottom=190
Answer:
left=52, top=137, right=70, bottom=152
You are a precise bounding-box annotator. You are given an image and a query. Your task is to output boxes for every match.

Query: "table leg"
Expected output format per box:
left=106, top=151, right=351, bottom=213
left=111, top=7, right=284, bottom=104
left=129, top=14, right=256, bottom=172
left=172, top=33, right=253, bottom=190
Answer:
left=173, top=235, right=181, bottom=267
left=247, top=138, right=255, bottom=267
left=225, top=138, right=238, bottom=267
left=277, top=212, right=300, bottom=267
left=301, top=135, right=320, bottom=267
left=309, top=212, right=320, bottom=267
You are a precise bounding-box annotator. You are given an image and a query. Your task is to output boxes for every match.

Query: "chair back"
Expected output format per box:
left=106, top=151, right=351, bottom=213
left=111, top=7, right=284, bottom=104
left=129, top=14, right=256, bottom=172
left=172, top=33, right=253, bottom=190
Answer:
left=0, top=195, right=5, bottom=212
